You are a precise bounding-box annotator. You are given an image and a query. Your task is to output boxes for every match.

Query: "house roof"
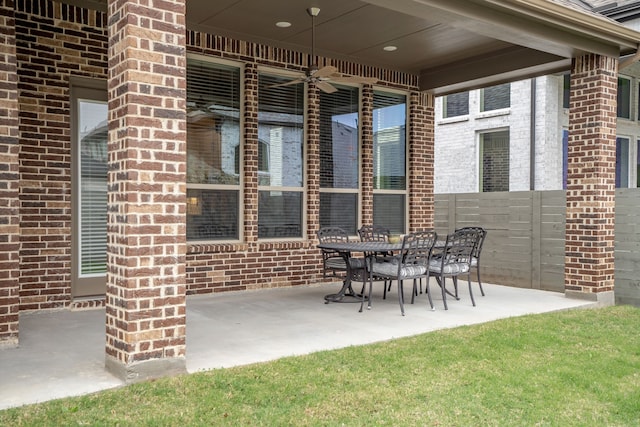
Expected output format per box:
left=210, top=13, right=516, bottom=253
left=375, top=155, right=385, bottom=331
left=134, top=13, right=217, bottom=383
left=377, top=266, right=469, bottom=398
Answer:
left=66, top=0, right=640, bottom=94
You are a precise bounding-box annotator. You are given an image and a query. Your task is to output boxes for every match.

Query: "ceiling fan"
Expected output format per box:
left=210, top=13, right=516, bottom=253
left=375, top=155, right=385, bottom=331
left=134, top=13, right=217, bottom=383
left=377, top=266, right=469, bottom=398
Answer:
left=268, top=7, right=378, bottom=93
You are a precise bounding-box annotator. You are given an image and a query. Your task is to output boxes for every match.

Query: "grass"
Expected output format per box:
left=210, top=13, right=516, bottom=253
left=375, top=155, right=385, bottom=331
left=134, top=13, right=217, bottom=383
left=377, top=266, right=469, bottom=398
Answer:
left=1, top=305, right=639, bottom=426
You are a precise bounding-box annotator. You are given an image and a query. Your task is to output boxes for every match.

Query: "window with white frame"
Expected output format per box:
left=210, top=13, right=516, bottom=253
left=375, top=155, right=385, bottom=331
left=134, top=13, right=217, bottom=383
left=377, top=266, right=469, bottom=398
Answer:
left=480, top=130, right=510, bottom=192
left=618, top=77, right=631, bottom=119
left=616, top=136, right=630, bottom=188
left=319, top=84, right=360, bottom=234
left=257, top=73, right=305, bottom=239
left=373, top=90, right=407, bottom=234
left=186, top=58, right=241, bottom=241
left=443, top=91, right=469, bottom=118
left=481, top=83, right=510, bottom=112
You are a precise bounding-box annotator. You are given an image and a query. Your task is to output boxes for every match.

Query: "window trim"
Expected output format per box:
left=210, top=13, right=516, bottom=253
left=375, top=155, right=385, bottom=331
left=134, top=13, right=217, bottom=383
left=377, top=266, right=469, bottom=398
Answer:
left=186, top=54, right=245, bottom=243
left=479, top=83, right=511, bottom=113
left=256, top=66, right=308, bottom=241
left=70, top=77, right=108, bottom=298
left=618, top=75, right=632, bottom=120
left=318, top=82, right=363, bottom=235
left=616, top=135, right=631, bottom=189
left=371, top=86, right=409, bottom=234
left=442, top=91, right=470, bottom=119
left=478, top=128, right=510, bottom=193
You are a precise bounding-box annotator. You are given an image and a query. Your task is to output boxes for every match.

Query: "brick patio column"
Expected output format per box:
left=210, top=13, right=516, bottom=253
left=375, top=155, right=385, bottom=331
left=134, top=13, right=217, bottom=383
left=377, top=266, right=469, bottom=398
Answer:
left=105, top=0, right=187, bottom=381
left=565, top=53, right=617, bottom=305
left=361, top=85, right=374, bottom=225
left=408, top=91, right=435, bottom=232
left=0, top=0, right=20, bottom=348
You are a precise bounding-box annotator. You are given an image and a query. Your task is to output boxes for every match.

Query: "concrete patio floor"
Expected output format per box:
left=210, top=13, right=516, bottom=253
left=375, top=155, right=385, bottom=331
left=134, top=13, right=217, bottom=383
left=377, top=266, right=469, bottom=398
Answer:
left=0, top=280, right=596, bottom=411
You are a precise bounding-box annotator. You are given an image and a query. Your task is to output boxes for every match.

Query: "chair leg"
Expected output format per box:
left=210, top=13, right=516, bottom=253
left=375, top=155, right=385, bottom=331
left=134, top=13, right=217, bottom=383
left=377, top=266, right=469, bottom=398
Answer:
left=411, top=279, right=417, bottom=304
left=440, top=275, right=448, bottom=310
left=424, top=275, right=434, bottom=311
left=398, top=279, right=405, bottom=316
left=476, top=267, right=485, bottom=296
left=452, top=277, right=460, bottom=300
left=468, top=275, right=476, bottom=307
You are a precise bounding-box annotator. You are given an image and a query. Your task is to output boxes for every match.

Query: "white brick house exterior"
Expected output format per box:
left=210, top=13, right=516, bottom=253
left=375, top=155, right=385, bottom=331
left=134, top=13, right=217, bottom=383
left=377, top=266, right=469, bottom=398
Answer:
left=435, top=68, right=640, bottom=193
left=434, top=3, right=640, bottom=194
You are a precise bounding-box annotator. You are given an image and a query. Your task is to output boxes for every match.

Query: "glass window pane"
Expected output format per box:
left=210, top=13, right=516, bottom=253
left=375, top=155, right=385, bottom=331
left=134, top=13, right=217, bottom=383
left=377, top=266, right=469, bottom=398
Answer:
left=482, top=83, right=510, bottom=111
left=319, top=192, right=358, bottom=235
left=319, top=85, right=359, bottom=189
left=373, top=91, right=406, bottom=191
left=481, top=130, right=510, bottom=192
left=258, top=74, right=304, bottom=187
left=616, top=137, right=629, bottom=188
left=444, top=91, right=469, bottom=117
left=258, top=191, right=302, bottom=238
left=186, top=189, right=239, bottom=240
left=79, top=100, right=108, bottom=276
left=618, top=77, right=631, bottom=119
left=187, top=59, right=241, bottom=185
left=373, top=194, right=405, bottom=234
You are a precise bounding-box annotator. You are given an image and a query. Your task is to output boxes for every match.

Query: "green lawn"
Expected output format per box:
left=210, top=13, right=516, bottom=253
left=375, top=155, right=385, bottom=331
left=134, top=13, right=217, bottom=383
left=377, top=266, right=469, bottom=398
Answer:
left=1, top=305, right=639, bottom=426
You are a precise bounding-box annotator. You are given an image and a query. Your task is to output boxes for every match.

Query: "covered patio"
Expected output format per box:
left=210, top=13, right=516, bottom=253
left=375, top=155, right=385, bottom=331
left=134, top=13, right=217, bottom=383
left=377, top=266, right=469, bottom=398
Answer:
left=0, top=281, right=595, bottom=410
left=1, top=0, right=638, bottom=385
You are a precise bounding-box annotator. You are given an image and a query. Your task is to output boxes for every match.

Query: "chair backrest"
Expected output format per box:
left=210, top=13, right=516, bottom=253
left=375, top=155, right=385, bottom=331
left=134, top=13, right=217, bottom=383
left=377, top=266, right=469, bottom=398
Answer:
left=455, top=226, right=487, bottom=258
left=317, top=227, right=349, bottom=244
left=401, top=230, right=437, bottom=267
left=440, top=228, right=480, bottom=268
left=358, top=225, right=390, bottom=242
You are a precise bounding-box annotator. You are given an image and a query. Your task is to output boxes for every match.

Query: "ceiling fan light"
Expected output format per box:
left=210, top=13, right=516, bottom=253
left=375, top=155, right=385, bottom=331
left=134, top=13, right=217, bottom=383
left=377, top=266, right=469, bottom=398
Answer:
left=383, top=45, right=398, bottom=52
left=276, top=21, right=291, bottom=28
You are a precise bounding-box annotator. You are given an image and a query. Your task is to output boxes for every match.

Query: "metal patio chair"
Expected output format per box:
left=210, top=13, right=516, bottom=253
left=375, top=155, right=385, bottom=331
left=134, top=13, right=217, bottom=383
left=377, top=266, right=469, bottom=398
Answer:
left=456, top=226, right=488, bottom=296
left=367, top=230, right=437, bottom=316
left=317, top=226, right=366, bottom=282
left=358, top=225, right=393, bottom=298
left=427, top=228, right=480, bottom=310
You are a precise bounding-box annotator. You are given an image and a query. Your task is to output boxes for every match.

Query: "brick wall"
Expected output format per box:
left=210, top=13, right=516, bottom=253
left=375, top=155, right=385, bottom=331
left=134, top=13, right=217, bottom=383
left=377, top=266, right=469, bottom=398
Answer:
left=565, top=53, right=617, bottom=296
left=0, top=0, right=20, bottom=346
left=15, top=0, right=107, bottom=310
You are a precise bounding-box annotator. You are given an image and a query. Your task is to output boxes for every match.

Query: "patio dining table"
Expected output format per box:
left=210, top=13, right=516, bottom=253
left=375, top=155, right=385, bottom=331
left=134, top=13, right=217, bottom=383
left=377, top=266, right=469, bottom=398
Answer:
left=317, top=240, right=404, bottom=307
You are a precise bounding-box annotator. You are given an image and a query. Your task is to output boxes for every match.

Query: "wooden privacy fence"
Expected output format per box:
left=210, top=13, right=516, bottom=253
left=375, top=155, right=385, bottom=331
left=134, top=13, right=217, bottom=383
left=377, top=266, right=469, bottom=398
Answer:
left=434, top=189, right=640, bottom=307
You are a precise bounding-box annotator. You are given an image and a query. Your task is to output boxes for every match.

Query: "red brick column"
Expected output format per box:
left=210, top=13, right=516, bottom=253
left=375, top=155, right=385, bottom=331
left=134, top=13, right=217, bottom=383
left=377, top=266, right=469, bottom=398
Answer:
left=105, top=0, right=187, bottom=381
left=408, top=92, right=435, bottom=232
left=565, top=53, right=617, bottom=304
left=360, top=85, right=374, bottom=225
left=0, top=0, right=20, bottom=348
left=307, top=86, right=320, bottom=240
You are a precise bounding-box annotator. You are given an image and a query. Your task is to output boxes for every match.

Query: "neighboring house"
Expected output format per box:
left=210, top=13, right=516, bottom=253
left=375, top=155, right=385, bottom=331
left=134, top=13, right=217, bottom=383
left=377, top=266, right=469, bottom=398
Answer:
left=1, top=0, right=637, bottom=383
left=434, top=0, right=640, bottom=193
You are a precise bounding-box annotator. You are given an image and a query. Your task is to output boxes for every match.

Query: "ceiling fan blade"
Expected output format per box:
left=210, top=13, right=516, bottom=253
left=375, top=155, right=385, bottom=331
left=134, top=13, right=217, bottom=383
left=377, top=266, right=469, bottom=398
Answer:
left=312, top=65, right=339, bottom=78
left=265, top=78, right=306, bottom=89
left=316, top=81, right=338, bottom=93
left=328, top=75, right=379, bottom=85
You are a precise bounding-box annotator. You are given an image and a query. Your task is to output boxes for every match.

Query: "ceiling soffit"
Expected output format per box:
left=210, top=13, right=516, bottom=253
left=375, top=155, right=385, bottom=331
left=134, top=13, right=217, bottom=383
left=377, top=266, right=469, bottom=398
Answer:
left=58, top=0, right=640, bottom=94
